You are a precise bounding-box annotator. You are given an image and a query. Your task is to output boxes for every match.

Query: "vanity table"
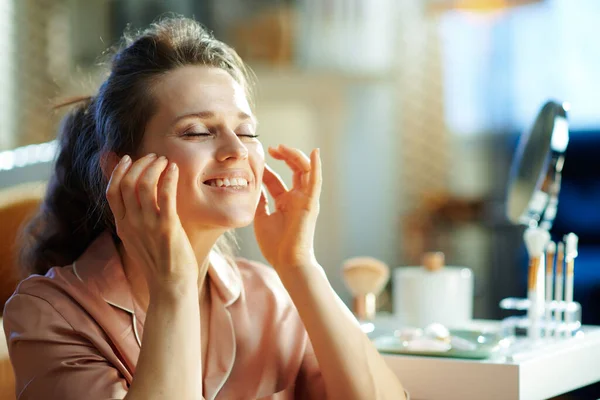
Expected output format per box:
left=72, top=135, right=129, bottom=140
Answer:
left=375, top=100, right=600, bottom=400
left=375, top=317, right=600, bottom=400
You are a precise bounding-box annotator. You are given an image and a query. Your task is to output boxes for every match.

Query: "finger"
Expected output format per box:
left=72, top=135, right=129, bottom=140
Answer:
left=158, top=162, right=179, bottom=221
left=120, top=153, right=157, bottom=218
left=269, top=145, right=311, bottom=175
left=279, top=145, right=312, bottom=171
left=270, top=149, right=301, bottom=187
left=106, top=155, right=132, bottom=221
left=255, top=186, right=270, bottom=217
left=293, top=171, right=303, bottom=189
left=262, top=164, right=288, bottom=198
left=138, top=156, right=169, bottom=215
left=308, top=148, right=322, bottom=203
left=269, top=147, right=308, bottom=189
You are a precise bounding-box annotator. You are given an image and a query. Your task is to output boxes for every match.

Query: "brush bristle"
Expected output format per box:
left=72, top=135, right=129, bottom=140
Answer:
left=524, top=228, right=550, bottom=258
left=342, top=257, right=389, bottom=296
left=565, top=233, right=579, bottom=259
left=546, top=241, right=556, bottom=254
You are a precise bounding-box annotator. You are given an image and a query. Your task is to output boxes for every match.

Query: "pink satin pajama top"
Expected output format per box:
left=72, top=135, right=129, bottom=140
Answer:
left=3, top=233, right=326, bottom=399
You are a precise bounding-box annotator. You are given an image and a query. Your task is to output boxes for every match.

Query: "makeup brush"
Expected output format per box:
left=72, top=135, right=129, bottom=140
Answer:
left=524, top=227, right=550, bottom=340
left=554, top=242, right=565, bottom=337
left=545, top=241, right=556, bottom=337
left=342, top=257, right=390, bottom=321
left=564, top=233, right=579, bottom=336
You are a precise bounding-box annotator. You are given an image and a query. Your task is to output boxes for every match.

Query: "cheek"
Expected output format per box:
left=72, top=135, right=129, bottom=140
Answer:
left=249, top=143, right=265, bottom=181
left=250, top=140, right=265, bottom=159
left=165, top=146, right=211, bottom=188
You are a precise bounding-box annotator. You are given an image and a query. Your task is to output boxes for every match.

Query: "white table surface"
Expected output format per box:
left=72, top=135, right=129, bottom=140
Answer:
left=374, top=317, right=600, bottom=400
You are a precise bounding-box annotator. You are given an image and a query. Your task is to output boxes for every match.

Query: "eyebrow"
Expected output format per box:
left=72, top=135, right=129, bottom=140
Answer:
left=172, top=111, right=256, bottom=125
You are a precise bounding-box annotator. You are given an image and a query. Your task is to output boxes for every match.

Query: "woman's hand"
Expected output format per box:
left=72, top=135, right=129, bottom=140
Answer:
left=254, top=145, right=322, bottom=271
left=105, top=153, right=198, bottom=294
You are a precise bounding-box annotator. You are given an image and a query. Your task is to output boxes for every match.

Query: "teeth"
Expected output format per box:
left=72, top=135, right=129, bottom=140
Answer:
left=207, top=178, right=248, bottom=188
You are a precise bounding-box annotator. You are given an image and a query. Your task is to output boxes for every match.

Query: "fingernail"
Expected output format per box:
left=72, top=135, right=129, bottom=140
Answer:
left=121, top=155, right=131, bottom=165
left=157, top=155, right=166, bottom=162
left=169, top=163, right=177, bottom=171
left=146, top=153, right=157, bottom=159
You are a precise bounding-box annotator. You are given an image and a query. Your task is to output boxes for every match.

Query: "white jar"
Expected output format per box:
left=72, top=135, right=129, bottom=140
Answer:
left=393, top=253, right=474, bottom=328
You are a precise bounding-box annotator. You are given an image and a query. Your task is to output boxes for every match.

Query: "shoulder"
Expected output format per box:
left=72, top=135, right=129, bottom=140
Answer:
left=3, top=266, right=92, bottom=332
left=6, top=265, right=79, bottom=304
left=4, top=267, right=72, bottom=317
left=3, top=271, right=78, bottom=347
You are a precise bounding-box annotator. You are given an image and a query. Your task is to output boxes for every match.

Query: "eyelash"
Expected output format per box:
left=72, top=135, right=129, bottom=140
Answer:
left=183, top=132, right=259, bottom=139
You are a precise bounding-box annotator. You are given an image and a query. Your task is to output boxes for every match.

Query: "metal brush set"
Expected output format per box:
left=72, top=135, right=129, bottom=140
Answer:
left=500, top=230, right=582, bottom=340
left=502, top=100, right=583, bottom=341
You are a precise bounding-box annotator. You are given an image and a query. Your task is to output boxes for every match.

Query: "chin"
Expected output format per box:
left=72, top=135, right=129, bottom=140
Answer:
left=207, top=209, right=256, bottom=230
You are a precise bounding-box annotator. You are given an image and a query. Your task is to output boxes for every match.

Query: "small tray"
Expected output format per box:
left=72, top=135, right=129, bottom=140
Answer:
left=373, top=329, right=504, bottom=360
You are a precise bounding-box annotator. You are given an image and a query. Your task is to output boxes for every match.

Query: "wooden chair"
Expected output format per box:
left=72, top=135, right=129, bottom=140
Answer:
left=0, top=180, right=46, bottom=400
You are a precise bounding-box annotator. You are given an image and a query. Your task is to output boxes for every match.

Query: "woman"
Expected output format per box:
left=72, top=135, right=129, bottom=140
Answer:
left=3, top=17, right=406, bottom=400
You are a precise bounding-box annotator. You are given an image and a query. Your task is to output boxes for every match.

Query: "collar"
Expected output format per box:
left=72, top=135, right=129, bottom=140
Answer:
left=208, top=250, right=242, bottom=307
left=73, top=231, right=243, bottom=312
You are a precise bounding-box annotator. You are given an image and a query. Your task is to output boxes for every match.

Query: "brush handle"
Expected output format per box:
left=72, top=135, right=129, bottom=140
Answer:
left=527, top=258, right=541, bottom=340
left=545, top=274, right=553, bottom=337
left=536, top=256, right=546, bottom=320
left=545, top=248, right=555, bottom=337
left=528, top=290, right=540, bottom=340
left=565, top=262, right=574, bottom=336
left=553, top=274, right=564, bottom=337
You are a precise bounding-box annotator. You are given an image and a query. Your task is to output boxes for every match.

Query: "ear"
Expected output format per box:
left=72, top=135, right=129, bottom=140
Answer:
left=100, top=151, right=121, bottom=181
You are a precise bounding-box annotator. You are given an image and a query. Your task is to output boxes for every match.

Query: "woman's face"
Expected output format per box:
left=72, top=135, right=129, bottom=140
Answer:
left=141, top=65, right=264, bottom=233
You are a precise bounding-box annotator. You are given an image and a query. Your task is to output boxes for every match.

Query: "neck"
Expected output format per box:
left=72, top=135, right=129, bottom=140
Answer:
left=119, top=228, right=224, bottom=311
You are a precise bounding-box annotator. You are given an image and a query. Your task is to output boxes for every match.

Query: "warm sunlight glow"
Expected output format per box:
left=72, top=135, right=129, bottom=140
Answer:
left=429, top=0, right=542, bottom=13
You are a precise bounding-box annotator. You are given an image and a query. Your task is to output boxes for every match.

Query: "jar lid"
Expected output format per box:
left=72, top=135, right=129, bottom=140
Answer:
left=422, top=252, right=445, bottom=272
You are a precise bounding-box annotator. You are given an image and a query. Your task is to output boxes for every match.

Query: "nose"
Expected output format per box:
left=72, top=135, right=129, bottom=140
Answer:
left=215, top=130, right=249, bottom=162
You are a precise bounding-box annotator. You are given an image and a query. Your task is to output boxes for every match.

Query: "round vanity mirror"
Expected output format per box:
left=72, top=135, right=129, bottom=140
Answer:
left=506, top=100, right=570, bottom=229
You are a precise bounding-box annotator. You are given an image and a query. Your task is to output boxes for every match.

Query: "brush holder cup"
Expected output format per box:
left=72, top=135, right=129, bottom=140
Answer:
left=499, top=297, right=582, bottom=338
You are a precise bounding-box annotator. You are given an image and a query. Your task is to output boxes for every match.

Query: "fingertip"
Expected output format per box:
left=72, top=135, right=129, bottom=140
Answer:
left=313, top=148, right=322, bottom=164
left=121, top=154, right=131, bottom=165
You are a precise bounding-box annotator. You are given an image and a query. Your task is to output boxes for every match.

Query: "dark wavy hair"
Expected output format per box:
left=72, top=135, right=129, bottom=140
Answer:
left=19, top=16, right=254, bottom=276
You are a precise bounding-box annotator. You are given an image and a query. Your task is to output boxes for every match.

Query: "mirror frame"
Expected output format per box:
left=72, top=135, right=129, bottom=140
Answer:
left=506, top=100, right=569, bottom=229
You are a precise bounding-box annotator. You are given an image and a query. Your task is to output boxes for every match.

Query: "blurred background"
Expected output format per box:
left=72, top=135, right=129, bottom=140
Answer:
left=0, top=0, right=599, bottom=327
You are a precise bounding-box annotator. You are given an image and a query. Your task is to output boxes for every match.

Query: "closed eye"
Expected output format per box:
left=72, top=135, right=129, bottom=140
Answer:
left=183, top=132, right=212, bottom=137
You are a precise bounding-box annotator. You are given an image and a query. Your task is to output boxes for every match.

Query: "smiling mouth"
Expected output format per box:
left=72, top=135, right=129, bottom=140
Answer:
left=203, top=177, right=249, bottom=188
